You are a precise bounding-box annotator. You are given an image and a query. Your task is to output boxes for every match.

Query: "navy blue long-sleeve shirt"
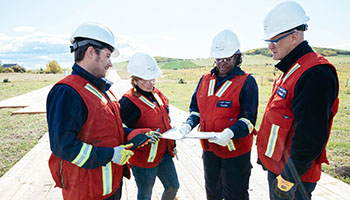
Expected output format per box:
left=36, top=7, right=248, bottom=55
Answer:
left=119, top=86, right=170, bottom=130
left=185, top=66, right=259, bottom=139
left=276, top=41, right=339, bottom=181
left=47, top=64, right=129, bottom=169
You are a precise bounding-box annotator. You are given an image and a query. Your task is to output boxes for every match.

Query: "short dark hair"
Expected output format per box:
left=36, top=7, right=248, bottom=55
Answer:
left=234, top=53, right=242, bottom=66
left=73, top=38, right=104, bottom=62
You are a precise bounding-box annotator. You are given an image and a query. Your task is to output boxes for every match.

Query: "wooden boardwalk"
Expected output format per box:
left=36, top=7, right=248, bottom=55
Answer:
left=0, top=72, right=349, bottom=199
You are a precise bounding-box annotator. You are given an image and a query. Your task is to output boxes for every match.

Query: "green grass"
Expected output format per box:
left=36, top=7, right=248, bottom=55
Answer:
left=0, top=108, right=48, bottom=177
left=0, top=73, right=64, bottom=101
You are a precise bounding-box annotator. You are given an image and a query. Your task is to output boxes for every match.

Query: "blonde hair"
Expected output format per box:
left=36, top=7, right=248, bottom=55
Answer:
left=130, top=76, right=142, bottom=88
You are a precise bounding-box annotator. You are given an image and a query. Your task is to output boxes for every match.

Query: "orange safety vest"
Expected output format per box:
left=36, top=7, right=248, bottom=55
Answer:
left=257, top=52, right=339, bottom=182
left=123, top=88, right=174, bottom=168
left=48, top=75, right=127, bottom=200
left=197, top=71, right=255, bottom=158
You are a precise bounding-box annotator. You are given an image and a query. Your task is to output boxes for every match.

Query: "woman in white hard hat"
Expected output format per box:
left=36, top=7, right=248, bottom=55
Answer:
left=119, top=52, right=179, bottom=200
left=257, top=1, right=339, bottom=200
left=178, top=29, right=258, bottom=200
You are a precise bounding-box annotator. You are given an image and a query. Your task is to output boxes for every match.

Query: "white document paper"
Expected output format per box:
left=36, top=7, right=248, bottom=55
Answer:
left=160, top=127, right=217, bottom=140
left=184, top=132, right=217, bottom=139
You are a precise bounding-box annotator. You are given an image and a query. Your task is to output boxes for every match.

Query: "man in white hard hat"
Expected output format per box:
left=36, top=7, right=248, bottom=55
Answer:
left=119, top=52, right=179, bottom=200
left=179, top=29, right=258, bottom=200
left=256, top=1, right=339, bottom=200
left=46, top=22, right=156, bottom=200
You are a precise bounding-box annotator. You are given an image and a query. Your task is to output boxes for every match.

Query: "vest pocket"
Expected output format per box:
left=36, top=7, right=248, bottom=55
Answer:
left=48, top=154, right=67, bottom=189
left=259, top=110, right=293, bottom=162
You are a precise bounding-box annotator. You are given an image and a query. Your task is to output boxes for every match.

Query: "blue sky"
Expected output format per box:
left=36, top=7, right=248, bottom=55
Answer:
left=1, top=0, right=349, bottom=69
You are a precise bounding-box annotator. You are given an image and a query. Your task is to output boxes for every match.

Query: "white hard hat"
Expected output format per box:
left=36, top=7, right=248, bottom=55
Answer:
left=264, top=1, right=309, bottom=40
left=127, top=52, right=162, bottom=80
left=210, top=29, right=240, bottom=59
left=70, top=22, right=119, bottom=56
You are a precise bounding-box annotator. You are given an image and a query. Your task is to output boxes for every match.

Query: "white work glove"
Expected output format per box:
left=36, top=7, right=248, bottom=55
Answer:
left=208, top=128, right=234, bottom=147
left=179, top=123, right=192, bottom=136
left=111, top=143, right=134, bottom=166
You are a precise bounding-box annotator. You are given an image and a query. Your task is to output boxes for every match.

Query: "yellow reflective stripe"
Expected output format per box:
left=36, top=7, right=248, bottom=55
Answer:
left=227, top=140, right=236, bottom=151
left=283, top=63, right=300, bottom=82
left=102, top=162, right=112, bottom=196
left=147, top=141, right=159, bottom=163
left=153, top=93, right=164, bottom=106
left=71, top=143, right=93, bottom=167
left=107, top=90, right=117, bottom=102
left=84, top=83, right=108, bottom=104
left=238, top=118, right=254, bottom=134
left=139, top=96, right=156, bottom=109
left=216, top=81, right=232, bottom=97
left=190, top=111, right=200, bottom=117
left=208, top=79, right=215, bottom=96
left=265, top=124, right=280, bottom=158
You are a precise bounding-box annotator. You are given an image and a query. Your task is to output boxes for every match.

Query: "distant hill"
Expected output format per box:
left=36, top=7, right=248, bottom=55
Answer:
left=244, top=47, right=350, bottom=57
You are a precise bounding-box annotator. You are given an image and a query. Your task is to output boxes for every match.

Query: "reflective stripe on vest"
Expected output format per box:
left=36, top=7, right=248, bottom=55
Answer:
left=139, top=96, right=156, bottom=109
left=84, top=83, right=108, bottom=104
left=147, top=141, right=159, bottom=163
left=265, top=124, right=280, bottom=158
left=153, top=93, right=164, bottom=106
left=208, top=79, right=215, bottom=96
left=283, top=63, right=301, bottom=82
left=216, top=80, right=232, bottom=97
left=102, top=162, right=113, bottom=196
left=227, top=140, right=236, bottom=151
left=71, top=142, right=93, bottom=167
left=238, top=118, right=254, bottom=134
left=190, top=111, right=200, bottom=117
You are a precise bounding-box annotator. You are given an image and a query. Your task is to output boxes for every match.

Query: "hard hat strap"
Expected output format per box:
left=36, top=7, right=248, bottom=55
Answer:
left=70, top=39, right=103, bottom=53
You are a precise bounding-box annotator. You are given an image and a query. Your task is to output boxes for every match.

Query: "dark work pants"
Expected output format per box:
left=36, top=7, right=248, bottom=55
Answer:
left=268, top=171, right=317, bottom=200
left=203, top=151, right=252, bottom=200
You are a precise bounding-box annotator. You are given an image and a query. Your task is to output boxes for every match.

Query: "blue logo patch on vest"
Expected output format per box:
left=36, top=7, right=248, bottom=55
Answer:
left=217, top=100, right=232, bottom=108
left=277, top=86, right=287, bottom=99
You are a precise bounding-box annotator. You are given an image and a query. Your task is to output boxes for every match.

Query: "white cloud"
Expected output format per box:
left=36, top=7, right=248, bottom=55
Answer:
left=13, top=26, right=36, bottom=33
left=0, top=32, right=142, bottom=69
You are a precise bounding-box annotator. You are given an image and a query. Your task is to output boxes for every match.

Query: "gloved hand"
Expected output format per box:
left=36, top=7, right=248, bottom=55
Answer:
left=272, top=175, right=296, bottom=199
left=145, top=131, right=162, bottom=144
left=208, top=128, right=234, bottom=147
left=112, top=143, right=134, bottom=165
left=179, top=123, right=192, bottom=136
left=127, top=134, right=152, bottom=150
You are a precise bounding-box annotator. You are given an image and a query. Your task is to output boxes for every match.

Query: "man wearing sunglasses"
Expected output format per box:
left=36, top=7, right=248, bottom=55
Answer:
left=179, top=29, right=258, bottom=200
left=256, top=1, right=339, bottom=200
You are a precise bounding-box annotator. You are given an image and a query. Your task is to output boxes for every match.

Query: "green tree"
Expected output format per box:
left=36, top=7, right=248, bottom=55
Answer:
left=46, top=60, right=62, bottom=74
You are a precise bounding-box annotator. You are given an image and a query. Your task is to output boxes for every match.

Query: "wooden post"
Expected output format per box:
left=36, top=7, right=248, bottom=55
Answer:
left=261, top=76, right=263, bottom=86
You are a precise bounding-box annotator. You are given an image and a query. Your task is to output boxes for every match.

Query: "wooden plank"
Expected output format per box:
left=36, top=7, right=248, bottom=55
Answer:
left=0, top=85, right=53, bottom=109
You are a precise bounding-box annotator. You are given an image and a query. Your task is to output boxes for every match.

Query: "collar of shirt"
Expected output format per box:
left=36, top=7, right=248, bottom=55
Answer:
left=275, top=41, right=313, bottom=73
left=135, top=85, right=156, bottom=101
left=210, top=66, right=245, bottom=85
left=71, top=63, right=113, bottom=92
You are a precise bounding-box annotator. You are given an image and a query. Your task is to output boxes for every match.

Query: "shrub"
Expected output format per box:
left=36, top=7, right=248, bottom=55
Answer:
left=2, top=68, right=14, bottom=73
left=11, top=65, right=26, bottom=73
left=45, top=60, right=62, bottom=74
